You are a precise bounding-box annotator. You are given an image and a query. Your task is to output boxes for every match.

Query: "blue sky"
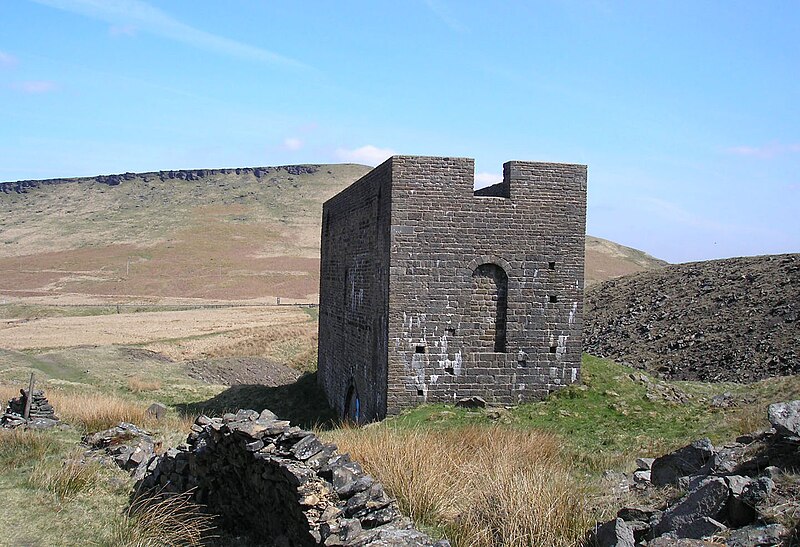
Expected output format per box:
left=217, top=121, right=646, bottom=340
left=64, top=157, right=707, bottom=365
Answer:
left=1, top=1, right=798, bottom=263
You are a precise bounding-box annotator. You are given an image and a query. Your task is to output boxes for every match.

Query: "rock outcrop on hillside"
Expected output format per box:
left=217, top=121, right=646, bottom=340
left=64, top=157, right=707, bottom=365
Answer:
left=0, top=165, right=320, bottom=194
left=584, top=254, right=799, bottom=382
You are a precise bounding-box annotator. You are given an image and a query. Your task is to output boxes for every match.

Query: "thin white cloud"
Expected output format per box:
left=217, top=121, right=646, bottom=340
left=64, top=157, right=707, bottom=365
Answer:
left=726, top=142, right=800, bottom=159
left=637, top=196, right=743, bottom=234
left=282, top=137, right=303, bottom=151
left=422, top=0, right=467, bottom=32
left=335, top=145, right=396, bottom=166
left=109, top=24, right=137, bottom=37
left=474, top=171, right=502, bottom=189
left=30, top=0, right=310, bottom=70
left=0, top=51, right=18, bottom=68
left=10, top=80, right=58, bottom=93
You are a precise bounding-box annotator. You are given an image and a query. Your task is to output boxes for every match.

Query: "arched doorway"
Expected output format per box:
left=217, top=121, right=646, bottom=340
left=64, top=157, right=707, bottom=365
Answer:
left=471, top=263, right=508, bottom=352
left=344, top=383, right=361, bottom=423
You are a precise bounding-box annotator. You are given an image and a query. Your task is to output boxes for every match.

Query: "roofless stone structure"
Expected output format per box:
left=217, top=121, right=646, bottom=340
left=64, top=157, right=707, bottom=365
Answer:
left=318, top=155, right=587, bottom=422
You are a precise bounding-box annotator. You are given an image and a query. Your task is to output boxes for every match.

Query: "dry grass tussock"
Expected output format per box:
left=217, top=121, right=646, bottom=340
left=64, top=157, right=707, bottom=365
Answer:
left=127, top=376, right=163, bottom=393
left=109, top=491, right=216, bottom=547
left=28, top=453, right=102, bottom=501
left=0, top=384, right=193, bottom=433
left=0, top=427, right=61, bottom=466
left=326, top=425, right=593, bottom=547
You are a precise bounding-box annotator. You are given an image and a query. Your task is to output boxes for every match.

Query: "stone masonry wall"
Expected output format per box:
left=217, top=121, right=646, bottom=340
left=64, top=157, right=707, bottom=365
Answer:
left=319, top=155, right=587, bottom=419
left=137, top=409, right=447, bottom=547
left=318, top=163, right=392, bottom=422
left=386, top=157, right=586, bottom=414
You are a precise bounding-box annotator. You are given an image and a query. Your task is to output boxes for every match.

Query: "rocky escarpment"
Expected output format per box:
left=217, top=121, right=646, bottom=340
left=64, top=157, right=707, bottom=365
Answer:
left=136, top=409, right=447, bottom=546
left=584, top=253, right=799, bottom=382
left=0, top=164, right=319, bottom=194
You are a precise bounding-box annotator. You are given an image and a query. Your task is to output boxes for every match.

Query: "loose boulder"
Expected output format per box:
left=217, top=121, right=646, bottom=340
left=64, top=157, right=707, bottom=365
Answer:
left=767, top=400, right=800, bottom=437
left=650, top=439, right=714, bottom=486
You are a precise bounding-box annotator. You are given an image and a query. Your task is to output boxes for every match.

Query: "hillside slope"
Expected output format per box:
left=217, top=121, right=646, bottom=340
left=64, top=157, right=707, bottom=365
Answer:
left=584, top=253, right=799, bottom=382
left=0, top=165, right=370, bottom=302
left=584, top=235, right=667, bottom=287
left=0, top=167, right=664, bottom=302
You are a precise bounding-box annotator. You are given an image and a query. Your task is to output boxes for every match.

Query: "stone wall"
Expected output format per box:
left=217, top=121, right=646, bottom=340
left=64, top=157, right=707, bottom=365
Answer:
left=137, top=409, right=446, bottom=547
left=319, top=155, right=587, bottom=420
left=318, top=162, right=393, bottom=422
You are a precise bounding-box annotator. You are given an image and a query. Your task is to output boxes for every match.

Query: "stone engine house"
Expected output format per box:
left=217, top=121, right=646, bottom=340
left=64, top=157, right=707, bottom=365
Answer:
left=318, top=155, right=587, bottom=422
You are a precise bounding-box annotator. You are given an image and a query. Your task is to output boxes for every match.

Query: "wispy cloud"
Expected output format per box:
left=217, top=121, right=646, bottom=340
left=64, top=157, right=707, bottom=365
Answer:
left=422, top=0, right=467, bottom=32
left=30, top=0, right=310, bottom=70
left=0, top=51, right=18, bottom=68
left=109, top=24, right=137, bottom=37
left=335, top=145, right=396, bottom=166
left=282, top=137, right=303, bottom=151
left=726, top=142, right=800, bottom=159
left=474, top=172, right=501, bottom=189
left=10, top=80, right=58, bottom=93
left=637, top=196, right=742, bottom=234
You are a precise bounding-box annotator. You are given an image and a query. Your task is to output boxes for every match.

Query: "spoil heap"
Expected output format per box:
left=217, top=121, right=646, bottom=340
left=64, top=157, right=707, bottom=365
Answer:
left=584, top=253, right=799, bottom=382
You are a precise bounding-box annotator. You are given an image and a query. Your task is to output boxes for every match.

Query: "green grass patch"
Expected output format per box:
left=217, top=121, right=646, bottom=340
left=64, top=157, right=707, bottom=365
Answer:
left=387, top=354, right=800, bottom=473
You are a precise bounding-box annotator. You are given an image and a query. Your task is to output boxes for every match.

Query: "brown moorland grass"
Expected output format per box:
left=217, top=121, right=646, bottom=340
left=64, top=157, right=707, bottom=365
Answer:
left=127, top=376, right=163, bottom=393
left=0, top=427, right=62, bottom=467
left=0, top=384, right=194, bottom=434
left=109, top=491, right=216, bottom=547
left=326, top=425, right=593, bottom=547
left=28, top=453, right=103, bottom=501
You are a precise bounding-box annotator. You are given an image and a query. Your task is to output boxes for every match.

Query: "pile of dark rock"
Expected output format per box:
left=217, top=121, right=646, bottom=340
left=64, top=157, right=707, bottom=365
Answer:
left=136, top=409, right=449, bottom=546
left=82, top=422, right=160, bottom=481
left=1, top=388, right=59, bottom=429
left=590, top=401, right=800, bottom=546
left=584, top=253, right=799, bottom=382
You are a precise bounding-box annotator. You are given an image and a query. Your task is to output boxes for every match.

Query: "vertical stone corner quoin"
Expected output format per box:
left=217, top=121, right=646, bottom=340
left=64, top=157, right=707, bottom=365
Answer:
left=318, top=155, right=587, bottom=422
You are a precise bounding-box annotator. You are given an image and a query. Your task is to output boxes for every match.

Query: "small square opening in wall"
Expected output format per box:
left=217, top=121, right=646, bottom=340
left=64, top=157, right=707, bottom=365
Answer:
left=446, top=327, right=456, bottom=336
left=444, top=366, right=455, bottom=375
left=415, top=345, right=426, bottom=354
left=549, top=295, right=558, bottom=303
left=549, top=345, right=557, bottom=354
left=548, top=261, right=556, bottom=270
left=417, top=389, right=424, bottom=396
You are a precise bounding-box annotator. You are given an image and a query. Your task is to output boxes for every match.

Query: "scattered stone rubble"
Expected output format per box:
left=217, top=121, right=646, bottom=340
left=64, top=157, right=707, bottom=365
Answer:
left=1, top=388, right=59, bottom=429
left=136, top=409, right=449, bottom=546
left=82, top=422, right=160, bottom=481
left=589, top=401, right=800, bottom=546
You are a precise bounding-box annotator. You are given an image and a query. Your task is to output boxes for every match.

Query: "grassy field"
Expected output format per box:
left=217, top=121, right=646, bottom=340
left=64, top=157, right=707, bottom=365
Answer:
left=0, top=302, right=797, bottom=545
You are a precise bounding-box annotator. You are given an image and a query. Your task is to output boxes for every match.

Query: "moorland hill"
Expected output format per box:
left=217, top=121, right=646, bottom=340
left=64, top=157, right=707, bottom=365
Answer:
left=0, top=166, right=664, bottom=303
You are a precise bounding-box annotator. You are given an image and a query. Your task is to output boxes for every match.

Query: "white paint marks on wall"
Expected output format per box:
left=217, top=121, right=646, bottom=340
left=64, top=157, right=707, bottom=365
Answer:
left=557, top=334, right=568, bottom=360
left=569, top=301, right=578, bottom=324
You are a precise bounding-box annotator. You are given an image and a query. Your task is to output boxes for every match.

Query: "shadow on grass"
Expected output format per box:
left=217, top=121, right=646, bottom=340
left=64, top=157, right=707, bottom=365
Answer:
left=176, top=372, right=338, bottom=430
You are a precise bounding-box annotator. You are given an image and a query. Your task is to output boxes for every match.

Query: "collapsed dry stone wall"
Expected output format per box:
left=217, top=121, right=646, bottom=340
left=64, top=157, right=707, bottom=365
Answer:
left=137, top=409, right=447, bottom=547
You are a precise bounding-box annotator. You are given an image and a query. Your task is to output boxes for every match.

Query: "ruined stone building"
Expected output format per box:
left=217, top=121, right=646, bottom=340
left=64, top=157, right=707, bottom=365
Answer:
left=318, top=155, right=587, bottom=422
